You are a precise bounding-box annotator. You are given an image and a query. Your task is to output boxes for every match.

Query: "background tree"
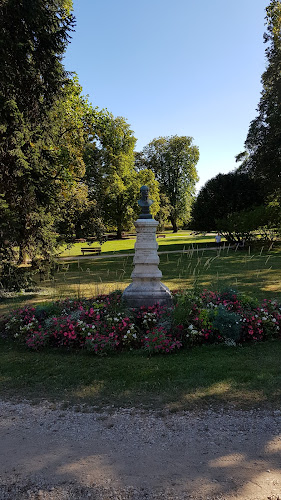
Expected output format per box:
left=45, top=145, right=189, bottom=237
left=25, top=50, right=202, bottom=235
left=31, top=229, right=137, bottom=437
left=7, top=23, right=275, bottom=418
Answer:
left=190, top=171, right=265, bottom=233
left=217, top=202, right=280, bottom=244
left=0, top=0, right=76, bottom=263
left=236, top=0, right=281, bottom=199
left=137, top=136, right=199, bottom=232
left=85, top=113, right=150, bottom=238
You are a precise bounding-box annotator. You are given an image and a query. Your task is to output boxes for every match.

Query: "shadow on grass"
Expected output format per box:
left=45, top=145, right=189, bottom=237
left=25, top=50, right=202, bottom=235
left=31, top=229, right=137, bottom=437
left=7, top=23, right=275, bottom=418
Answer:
left=1, top=338, right=281, bottom=411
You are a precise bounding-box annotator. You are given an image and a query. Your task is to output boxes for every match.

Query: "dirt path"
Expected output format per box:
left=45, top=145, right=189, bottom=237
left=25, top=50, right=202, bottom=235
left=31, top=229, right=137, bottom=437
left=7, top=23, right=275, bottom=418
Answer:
left=59, top=246, right=223, bottom=262
left=0, top=401, right=280, bottom=499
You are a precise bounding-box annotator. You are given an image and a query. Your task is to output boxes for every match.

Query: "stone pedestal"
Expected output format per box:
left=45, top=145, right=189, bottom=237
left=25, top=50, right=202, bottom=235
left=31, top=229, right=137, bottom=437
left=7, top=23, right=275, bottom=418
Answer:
left=122, top=219, right=172, bottom=308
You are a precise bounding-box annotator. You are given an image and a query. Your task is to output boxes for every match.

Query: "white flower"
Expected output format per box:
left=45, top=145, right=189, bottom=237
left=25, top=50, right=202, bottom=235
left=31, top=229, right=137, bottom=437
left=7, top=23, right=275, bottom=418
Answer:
left=127, top=330, right=131, bottom=334
left=88, top=333, right=91, bottom=336
left=188, top=324, right=193, bottom=330
left=124, top=335, right=127, bottom=339
left=133, top=333, right=137, bottom=339
left=262, top=317, right=267, bottom=321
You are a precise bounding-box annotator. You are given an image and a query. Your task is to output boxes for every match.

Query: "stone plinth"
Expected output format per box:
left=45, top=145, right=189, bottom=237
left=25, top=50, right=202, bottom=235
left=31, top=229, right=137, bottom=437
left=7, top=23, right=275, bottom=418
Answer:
left=122, top=219, right=172, bottom=308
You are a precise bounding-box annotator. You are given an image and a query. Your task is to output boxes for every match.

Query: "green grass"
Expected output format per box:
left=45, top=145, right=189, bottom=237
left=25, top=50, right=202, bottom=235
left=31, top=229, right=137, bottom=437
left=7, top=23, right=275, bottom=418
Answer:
left=0, top=338, right=280, bottom=410
left=1, top=245, right=280, bottom=316
left=1, top=236, right=280, bottom=411
left=59, top=231, right=220, bottom=257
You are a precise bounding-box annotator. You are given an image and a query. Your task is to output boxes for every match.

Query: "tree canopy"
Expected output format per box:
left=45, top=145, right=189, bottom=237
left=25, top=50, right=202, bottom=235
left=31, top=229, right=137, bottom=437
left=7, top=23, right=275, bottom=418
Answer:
left=190, top=171, right=265, bottom=233
left=137, top=136, right=199, bottom=232
left=236, top=0, right=281, bottom=199
left=0, top=0, right=76, bottom=263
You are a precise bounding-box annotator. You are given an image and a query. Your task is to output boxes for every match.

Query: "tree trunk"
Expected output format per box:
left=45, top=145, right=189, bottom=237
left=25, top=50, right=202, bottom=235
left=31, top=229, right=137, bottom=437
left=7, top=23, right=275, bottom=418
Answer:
left=116, top=227, right=122, bottom=239
left=18, top=243, right=28, bottom=265
left=170, top=216, right=178, bottom=233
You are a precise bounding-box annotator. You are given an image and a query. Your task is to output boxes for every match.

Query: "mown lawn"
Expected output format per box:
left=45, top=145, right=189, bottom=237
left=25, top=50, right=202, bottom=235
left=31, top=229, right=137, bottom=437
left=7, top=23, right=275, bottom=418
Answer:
left=1, top=240, right=280, bottom=411
left=0, top=338, right=280, bottom=410
left=1, top=245, right=280, bottom=316
left=59, top=231, right=220, bottom=257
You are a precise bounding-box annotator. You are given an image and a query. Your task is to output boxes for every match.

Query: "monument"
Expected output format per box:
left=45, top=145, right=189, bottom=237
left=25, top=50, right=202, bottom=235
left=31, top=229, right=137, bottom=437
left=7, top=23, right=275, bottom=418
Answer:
left=122, top=186, right=172, bottom=308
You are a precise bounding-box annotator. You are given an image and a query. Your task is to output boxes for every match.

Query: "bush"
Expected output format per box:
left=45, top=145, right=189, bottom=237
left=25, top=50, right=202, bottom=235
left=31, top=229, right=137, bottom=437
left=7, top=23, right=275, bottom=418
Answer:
left=0, top=262, right=36, bottom=292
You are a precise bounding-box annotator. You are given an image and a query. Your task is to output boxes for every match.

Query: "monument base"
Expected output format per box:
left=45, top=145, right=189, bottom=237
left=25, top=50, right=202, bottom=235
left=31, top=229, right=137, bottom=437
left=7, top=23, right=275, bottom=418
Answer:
left=122, top=280, right=172, bottom=308
left=122, top=218, right=172, bottom=308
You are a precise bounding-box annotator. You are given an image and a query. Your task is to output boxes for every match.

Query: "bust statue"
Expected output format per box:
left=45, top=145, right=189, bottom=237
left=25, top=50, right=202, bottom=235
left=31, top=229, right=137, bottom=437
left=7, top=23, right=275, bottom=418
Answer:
left=138, top=185, right=154, bottom=219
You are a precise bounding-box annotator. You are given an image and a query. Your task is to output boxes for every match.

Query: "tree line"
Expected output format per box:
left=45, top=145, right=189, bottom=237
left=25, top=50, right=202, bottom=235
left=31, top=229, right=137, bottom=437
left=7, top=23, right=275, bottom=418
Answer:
left=191, top=0, right=281, bottom=243
left=0, top=0, right=199, bottom=270
left=0, top=0, right=280, bottom=278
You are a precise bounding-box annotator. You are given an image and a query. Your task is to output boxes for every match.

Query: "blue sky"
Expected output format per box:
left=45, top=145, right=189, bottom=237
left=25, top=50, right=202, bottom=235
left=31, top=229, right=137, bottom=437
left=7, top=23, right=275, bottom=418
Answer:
left=63, top=0, right=267, bottom=191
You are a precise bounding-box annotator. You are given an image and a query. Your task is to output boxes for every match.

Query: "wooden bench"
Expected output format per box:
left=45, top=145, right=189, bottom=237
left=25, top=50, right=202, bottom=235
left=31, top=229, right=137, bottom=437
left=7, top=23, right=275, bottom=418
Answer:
left=81, top=247, right=101, bottom=256
left=156, top=234, right=166, bottom=238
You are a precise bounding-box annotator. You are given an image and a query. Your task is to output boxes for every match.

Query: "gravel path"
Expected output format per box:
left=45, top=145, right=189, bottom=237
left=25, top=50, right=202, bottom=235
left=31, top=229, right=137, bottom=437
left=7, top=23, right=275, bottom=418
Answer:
left=0, top=400, right=280, bottom=499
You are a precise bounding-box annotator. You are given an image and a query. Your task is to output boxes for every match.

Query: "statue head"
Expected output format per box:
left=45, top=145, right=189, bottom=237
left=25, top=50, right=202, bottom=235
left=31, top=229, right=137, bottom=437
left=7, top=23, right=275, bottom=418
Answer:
left=140, top=185, right=149, bottom=201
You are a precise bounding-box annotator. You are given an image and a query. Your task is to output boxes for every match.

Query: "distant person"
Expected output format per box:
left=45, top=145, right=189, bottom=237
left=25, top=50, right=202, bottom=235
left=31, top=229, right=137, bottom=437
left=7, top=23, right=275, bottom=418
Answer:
left=215, top=233, right=221, bottom=247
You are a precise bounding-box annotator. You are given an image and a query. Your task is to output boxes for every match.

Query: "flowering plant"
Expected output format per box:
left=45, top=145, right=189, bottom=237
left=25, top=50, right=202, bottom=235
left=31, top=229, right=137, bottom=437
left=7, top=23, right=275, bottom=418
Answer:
left=173, top=288, right=281, bottom=346
left=142, top=326, right=182, bottom=354
left=1, top=288, right=280, bottom=354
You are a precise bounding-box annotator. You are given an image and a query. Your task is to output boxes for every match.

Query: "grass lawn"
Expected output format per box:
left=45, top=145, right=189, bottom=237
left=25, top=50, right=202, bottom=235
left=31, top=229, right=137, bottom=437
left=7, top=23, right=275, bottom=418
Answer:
left=1, top=245, right=280, bottom=316
left=1, top=235, right=280, bottom=411
left=59, top=231, right=220, bottom=257
left=0, top=338, right=280, bottom=411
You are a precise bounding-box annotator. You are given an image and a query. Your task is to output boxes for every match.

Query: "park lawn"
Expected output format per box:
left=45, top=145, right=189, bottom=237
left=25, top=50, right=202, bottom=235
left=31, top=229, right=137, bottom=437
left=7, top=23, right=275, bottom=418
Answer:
left=0, top=246, right=280, bottom=316
left=58, top=231, right=220, bottom=257
left=0, top=337, right=280, bottom=411
left=1, top=244, right=280, bottom=412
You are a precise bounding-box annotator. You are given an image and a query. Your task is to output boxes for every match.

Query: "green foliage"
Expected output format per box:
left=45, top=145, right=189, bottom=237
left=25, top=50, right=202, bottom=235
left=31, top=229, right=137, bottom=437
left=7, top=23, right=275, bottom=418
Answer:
left=0, top=262, right=36, bottom=292
left=190, top=172, right=264, bottom=233
left=211, top=305, right=242, bottom=343
left=172, top=289, right=201, bottom=328
left=217, top=202, right=281, bottom=243
left=0, top=0, right=79, bottom=264
left=236, top=0, right=281, bottom=198
left=138, top=136, right=199, bottom=232
left=84, top=113, right=138, bottom=237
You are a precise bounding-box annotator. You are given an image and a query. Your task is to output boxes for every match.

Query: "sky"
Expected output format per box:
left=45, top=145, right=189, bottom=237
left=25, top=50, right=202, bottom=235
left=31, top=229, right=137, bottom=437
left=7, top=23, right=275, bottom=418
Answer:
left=63, top=0, right=267, bottom=192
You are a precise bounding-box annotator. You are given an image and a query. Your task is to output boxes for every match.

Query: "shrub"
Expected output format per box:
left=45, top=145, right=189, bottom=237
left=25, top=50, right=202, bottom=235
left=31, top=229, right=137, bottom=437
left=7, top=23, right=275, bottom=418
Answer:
left=211, top=304, right=242, bottom=343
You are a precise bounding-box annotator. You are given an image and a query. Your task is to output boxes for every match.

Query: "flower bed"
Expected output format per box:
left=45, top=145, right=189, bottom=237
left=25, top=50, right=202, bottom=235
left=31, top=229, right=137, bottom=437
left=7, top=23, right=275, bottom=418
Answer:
left=1, top=289, right=281, bottom=354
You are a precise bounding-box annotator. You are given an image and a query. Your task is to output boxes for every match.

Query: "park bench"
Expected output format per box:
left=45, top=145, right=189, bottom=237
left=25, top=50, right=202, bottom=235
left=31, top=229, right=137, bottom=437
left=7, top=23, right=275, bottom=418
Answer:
left=81, top=247, right=101, bottom=256
left=156, top=234, right=166, bottom=238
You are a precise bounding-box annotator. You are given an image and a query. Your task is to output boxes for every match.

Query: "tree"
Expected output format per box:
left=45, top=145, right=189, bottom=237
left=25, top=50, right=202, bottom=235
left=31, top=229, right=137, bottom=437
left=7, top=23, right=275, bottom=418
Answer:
left=217, top=202, right=281, bottom=243
left=137, top=136, right=199, bottom=232
left=84, top=113, right=139, bottom=238
left=236, top=0, right=281, bottom=198
left=0, top=0, right=76, bottom=263
left=190, top=171, right=265, bottom=232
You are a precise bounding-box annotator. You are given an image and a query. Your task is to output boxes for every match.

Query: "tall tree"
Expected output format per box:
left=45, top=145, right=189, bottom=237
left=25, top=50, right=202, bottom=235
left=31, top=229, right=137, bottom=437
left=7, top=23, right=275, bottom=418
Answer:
left=0, top=0, right=76, bottom=263
left=84, top=113, right=138, bottom=238
left=190, top=171, right=264, bottom=232
left=138, top=136, right=199, bottom=232
left=236, top=0, right=281, bottom=198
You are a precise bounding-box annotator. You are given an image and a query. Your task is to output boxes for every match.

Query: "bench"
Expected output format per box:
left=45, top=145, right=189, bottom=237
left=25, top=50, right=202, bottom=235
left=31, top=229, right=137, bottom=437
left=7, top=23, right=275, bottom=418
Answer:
left=157, top=234, right=166, bottom=238
left=81, top=247, right=101, bottom=256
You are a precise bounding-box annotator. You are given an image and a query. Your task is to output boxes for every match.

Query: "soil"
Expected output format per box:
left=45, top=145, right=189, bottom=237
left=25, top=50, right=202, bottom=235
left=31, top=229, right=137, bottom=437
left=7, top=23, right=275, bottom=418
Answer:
left=0, top=400, right=280, bottom=500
